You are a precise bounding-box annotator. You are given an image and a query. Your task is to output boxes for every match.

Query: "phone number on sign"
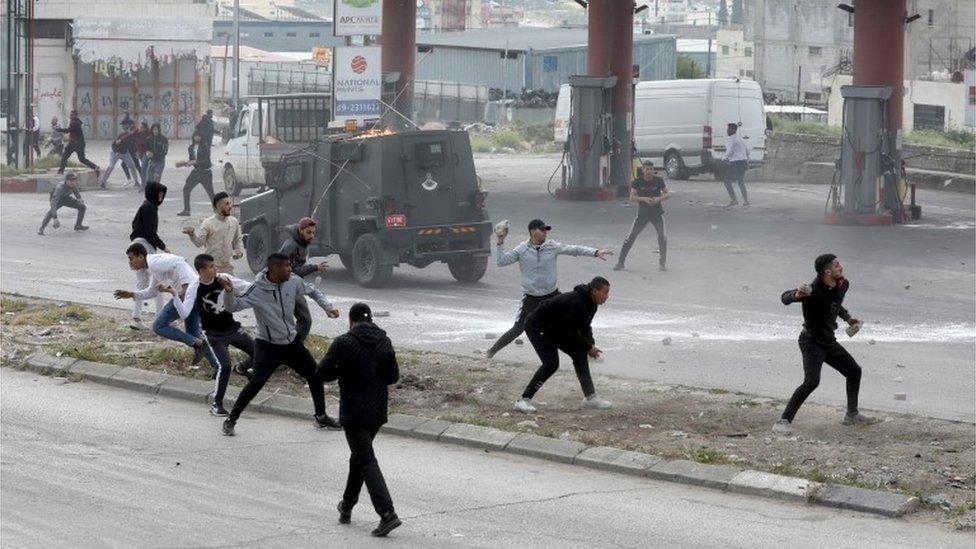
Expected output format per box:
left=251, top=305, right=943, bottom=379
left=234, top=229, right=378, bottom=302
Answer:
left=336, top=100, right=381, bottom=116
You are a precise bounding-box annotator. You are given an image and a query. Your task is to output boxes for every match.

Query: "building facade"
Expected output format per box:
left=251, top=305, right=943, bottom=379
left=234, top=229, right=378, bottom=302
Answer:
left=715, top=27, right=754, bottom=80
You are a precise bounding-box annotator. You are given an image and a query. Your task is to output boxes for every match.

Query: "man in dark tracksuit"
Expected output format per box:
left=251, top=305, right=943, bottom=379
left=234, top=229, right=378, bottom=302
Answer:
left=319, top=303, right=402, bottom=538
left=38, top=173, right=89, bottom=235
left=773, top=254, right=879, bottom=435
left=514, top=277, right=613, bottom=413
left=614, top=160, right=671, bottom=272
left=57, top=110, right=100, bottom=176
left=177, top=131, right=215, bottom=216
left=219, top=253, right=341, bottom=435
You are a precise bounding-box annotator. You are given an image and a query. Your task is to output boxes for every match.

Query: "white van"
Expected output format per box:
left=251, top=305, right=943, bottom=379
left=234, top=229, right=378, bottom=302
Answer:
left=554, top=79, right=766, bottom=180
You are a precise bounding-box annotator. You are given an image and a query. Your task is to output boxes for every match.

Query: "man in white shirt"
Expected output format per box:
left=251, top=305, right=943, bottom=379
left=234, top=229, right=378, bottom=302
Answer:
left=182, top=192, right=243, bottom=274
left=113, top=243, right=220, bottom=371
left=28, top=107, right=41, bottom=161
left=721, top=123, right=750, bottom=207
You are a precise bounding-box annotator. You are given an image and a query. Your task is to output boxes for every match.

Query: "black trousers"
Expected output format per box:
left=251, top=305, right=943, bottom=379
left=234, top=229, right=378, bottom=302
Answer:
left=781, top=332, right=862, bottom=422
left=343, top=425, right=394, bottom=516
left=208, top=327, right=255, bottom=405
left=487, top=290, right=559, bottom=356
left=59, top=141, right=98, bottom=172
left=522, top=326, right=596, bottom=399
left=183, top=168, right=215, bottom=212
left=228, top=338, right=325, bottom=422
left=618, top=213, right=666, bottom=267
left=40, top=197, right=86, bottom=230
left=723, top=160, right=749, bottom=203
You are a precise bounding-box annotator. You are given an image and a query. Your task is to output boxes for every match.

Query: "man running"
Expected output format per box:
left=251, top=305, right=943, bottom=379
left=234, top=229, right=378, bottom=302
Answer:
left=319, top=303, right=402, bottom=537
left=219, top=253, right=341, bottom=436
left=56, top=110, right=100, bottom=177
left=279, top=217, right=329, bottom=278
left=772, top=254, right=879, bottom=435
left=145, top=123, right=169, bottom=183
left=487, top=219, right=612, bottom=359
left=183, top=192, right=243, bottom=274
left=176, top=131, right=215, bottom=217
left=514, top=277, right=613, bottom=413
left=168, top=254, right=255, bottom=416
left=614, top=160, right=670, bottom=272
left=128, top=181, right=169, bottom=328
left=113, top=244, right=221, bottom=373
left=99, top=124, right=141, bottom=189
left=38, top=173, right=89, bottom=235
left=722, top=122, right=750, bottom=207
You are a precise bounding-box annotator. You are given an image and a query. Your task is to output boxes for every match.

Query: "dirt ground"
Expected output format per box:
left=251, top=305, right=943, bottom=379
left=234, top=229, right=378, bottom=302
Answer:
left=1, top=294, right=973, bottom=529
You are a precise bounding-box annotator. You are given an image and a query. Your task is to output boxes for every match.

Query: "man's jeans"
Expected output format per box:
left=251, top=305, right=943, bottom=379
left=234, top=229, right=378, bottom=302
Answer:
left=152, top=299, right=221, bottom=371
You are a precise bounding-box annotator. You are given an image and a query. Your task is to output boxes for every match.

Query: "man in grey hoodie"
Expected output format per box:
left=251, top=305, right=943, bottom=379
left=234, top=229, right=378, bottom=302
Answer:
left=219, top=253, right=341, bottom=435
left=38, top=173, right=89, bottom=235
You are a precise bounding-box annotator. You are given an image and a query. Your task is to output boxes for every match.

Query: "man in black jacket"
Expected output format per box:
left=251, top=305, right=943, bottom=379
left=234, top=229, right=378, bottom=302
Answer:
left=279, top=217, right=329, bottom=278
left=177, top=131, right=215, bottom=216
left=145, top=123, right=169, bottom=183
left=195, top=109, right=215, bottom=146
left=128, top=181, right=169, bottom=328
left=319, top=303, right=402, bottom=538
left=514, top=277, right=613, bottom=413
left=57, top=110, right=100, bottom=176
left=773, top=254, right=879, bottom=435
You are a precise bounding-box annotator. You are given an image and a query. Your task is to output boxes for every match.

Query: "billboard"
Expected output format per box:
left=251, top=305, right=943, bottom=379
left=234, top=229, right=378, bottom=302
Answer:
left=334, top=0, right=383, bottom=36
left=334, top=46, right=382, bottom=124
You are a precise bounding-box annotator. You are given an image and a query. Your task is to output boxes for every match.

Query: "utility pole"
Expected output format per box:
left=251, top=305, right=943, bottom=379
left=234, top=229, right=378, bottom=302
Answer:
left=706, top=10, right=712, bottom=77
left=5, top=0, right=32, bottom=169
left=232, top=0, right=240, bottom=110
left=796, top=65, right=802, bottom=103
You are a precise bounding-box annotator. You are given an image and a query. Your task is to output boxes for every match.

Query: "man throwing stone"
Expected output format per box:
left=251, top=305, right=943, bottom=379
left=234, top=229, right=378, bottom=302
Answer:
left=38, top=173, right=89, bottom=235
left=614, top=160, right=670, bottom=272
left=514, top=276, right=613, bottom=413
left=773, top=254, right=878, bottom=435
left=487, top=219, right=612, bottom=359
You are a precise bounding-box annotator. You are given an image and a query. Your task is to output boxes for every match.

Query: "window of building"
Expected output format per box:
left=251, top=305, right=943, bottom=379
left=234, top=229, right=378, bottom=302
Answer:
left=745, top=70, right=754, bottom=78
left=542, top=56, right=558, bottom=72
left=310, top=32, right=321, bottom=37
left=286, top=32, right=297, bottom=37
left=927, top=9, right=934, bottom=26
left=848, top=12, right=854, bottom=27
left=34, top=19, right=69, bottom=39
left=721, top=45, right=730, bottom=55
left=804, top=92, right=822, bottom=102
left=744, top=47, right=752, bottom=57
left=417, top=45, right=433, bottom=53
left=913, top=104, right=945, bottom=130
left=739, top=69, right=745, bottom=76
left=216, top=31, right=228, bottom=38
left=500, top=50, right=518, bottom=59
left=264, top=32, right=274, bottom=37
left=808, top=46, right=822, bottom=56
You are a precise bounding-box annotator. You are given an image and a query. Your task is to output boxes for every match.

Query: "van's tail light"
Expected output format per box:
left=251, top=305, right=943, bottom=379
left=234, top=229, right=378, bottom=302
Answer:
left=473, top=191, right=488, bottom=210
left=703, top=125, right=712, bottom=149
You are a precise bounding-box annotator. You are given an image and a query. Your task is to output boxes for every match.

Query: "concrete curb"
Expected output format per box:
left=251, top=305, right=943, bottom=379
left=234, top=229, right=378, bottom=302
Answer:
left=12, top=353, right=919, bottom=518
left=0, top=170, right=99, bottom=193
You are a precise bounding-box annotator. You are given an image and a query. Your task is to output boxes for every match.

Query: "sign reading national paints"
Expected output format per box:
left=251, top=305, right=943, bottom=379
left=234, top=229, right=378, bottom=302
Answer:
left=334, top=0, right=383, bottom=36
left=334, top=46, right=382, bottom=123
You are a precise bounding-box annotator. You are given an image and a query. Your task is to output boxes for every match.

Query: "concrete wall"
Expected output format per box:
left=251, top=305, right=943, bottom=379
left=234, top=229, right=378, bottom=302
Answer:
left=826, top=75, right=971, bottom=131
left=37, top=0, right=210, bottom=19
left=33, top=39, right=75, bottom=132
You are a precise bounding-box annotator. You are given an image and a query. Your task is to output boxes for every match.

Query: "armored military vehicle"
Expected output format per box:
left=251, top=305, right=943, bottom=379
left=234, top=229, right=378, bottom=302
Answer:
left=238, top=130, right=491, bottom=288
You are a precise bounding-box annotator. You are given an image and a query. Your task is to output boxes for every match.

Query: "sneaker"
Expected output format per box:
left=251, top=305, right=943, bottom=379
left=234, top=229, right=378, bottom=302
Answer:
left=772, top=418, right=792, bottom=435
left=315, top=413, right=342, bottom=430
left=371, top=512, right=402, bottom=537
left=725, top=200, right=739, bottom=208
left=128, top=318, right=144, bottom=330
left=37, top=229, right=44, bottom=236
left=513, top=398, right=537, bottom=414
left=74, top=225, right=89, bottom=231
left=582, top=395, right=613, bottom=410
left=612, top=263, right=625, bottom=271
left=742, top=201, right=751, bottom=207
left=233, top=363, right=253, bottom=380
left=659, top=264, right=667, bottom=272
left=337, top=501, right=352, bottom=524
left=210, top=402, right=229, bottom=416
left=94, top=167, right=101, bottom=179
left=176, top=210, right=191, bottom=217
left=843, top=412, right=880, bottom=426
left=192, top=336, right=210, bottom=365
left=222, top=419, right=236, bottom=436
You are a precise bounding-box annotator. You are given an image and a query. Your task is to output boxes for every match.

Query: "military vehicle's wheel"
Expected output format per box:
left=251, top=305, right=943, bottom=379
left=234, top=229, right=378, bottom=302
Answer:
left=448, top=255, right=488, bottom=284
left=351, top=233, right=393, bottom=288
left=224, top=165, right=243, bottom=196
left=338, top=253, right=353, bottom=271
left=245, top=223, right=276, bottom=275
left=664, top=151, right=688, bottom=180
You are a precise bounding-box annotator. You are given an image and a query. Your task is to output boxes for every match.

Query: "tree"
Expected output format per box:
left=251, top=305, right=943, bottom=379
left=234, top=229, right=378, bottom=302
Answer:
left=718, top=0, right=728, bottom=25
left=731, top=0, right=743, bottom=25
left=676, top=54, right=705, bottom=79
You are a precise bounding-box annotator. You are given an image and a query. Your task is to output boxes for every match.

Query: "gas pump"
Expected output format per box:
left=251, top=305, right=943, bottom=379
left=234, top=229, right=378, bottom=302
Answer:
left=557, top=75, right=617, bottom=201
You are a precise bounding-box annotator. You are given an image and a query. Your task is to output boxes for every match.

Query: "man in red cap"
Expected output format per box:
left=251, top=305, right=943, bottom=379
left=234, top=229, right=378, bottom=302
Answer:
left=280, top=217, right=330, bottom=278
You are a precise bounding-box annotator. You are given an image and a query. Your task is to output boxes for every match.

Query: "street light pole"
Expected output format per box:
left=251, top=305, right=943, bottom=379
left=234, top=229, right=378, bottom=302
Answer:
left=232, top=0, right=240, bottom=110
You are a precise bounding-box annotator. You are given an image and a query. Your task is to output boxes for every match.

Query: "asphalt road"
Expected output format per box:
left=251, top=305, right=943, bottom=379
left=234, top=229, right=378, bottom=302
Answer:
left=1, top=148, right=973, bottom=422
left=2, top=368, right=970, bottom=548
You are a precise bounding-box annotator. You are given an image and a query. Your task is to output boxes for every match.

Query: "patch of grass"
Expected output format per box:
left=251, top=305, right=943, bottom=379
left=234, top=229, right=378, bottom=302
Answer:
left=143, top=346, right=194, bottom=367
left=0, top=298, right=29, bottom=313
left=304, top=333, right=332, bottom=358
left=771, top=117, right=842, bottom=138
left=11, top=304, right=92, bottom=326
left=490, top=128, right=523, bottom=150
left=58, top=342, right=120, bottom=365
left=0, top=156, right=81, bottom=177
left=903, top=128, right=975, bottom=150
left=470, top=135, right=493, bottom=153
left=685, top=447, right=733, bottom=465
left=732, top=398, right=760, bottom=407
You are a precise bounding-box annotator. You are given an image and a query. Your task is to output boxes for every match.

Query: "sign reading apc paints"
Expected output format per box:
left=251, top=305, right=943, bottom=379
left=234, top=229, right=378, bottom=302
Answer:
left=334, top=0, right=383, bottom=36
